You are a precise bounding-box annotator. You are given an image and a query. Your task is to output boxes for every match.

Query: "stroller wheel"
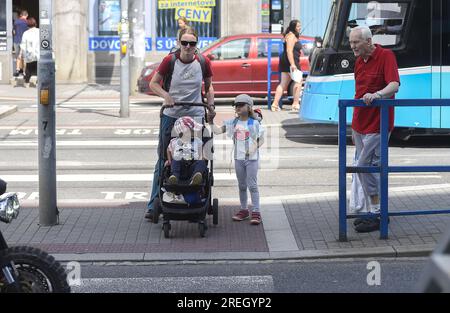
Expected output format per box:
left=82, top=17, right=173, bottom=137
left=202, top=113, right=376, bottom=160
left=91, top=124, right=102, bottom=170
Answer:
left=212, top=198, right=219, bottom=225
left=163, top=223, right=171, bottom=238
left=198, top=222, right=207, bottom=238
left=153, top=198, right=161, bottom=224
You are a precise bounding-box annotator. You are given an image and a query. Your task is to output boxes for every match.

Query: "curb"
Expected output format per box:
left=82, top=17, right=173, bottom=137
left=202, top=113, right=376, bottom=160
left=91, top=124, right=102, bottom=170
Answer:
left=0, top=105, right=17, bottom=119
left=52, top=245, right=435, bottom=263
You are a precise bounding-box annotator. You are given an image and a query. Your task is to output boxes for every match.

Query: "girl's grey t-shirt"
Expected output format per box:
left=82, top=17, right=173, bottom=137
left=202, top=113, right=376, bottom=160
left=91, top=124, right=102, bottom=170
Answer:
left=157, top=53, right=212, bottom=118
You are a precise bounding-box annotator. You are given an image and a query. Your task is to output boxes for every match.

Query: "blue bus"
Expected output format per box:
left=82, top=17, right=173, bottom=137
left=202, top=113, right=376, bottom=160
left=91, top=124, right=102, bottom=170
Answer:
left=301, top=0, right=450, bottom=138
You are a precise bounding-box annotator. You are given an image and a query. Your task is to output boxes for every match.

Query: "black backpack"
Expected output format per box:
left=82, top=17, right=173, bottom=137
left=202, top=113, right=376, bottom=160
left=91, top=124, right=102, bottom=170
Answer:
left=162, top=48, right=209, bottom=98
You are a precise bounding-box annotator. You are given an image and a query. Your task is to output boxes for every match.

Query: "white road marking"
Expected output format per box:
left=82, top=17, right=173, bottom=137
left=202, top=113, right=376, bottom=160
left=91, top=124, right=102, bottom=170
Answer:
left=15, top=182, right=450, bottom=202
left=346, top=174, right=442, bottom=179
left=0, top=123, right=292, bottom=130
left=71, top=276, right=274, bottom=293
left=228, top=183, right=450, bottom=203
left=1, top=173, right=236, bottom=182
left=0, top=140, right=233, bottom=146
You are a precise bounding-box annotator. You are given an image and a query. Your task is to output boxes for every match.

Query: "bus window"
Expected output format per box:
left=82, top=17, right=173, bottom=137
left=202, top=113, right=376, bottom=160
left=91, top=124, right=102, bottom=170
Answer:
left=322, top=2, right=338, bottom=48
left=443, top=0, right=450, bottom=66
left=341, top=2, right=409, bottom=49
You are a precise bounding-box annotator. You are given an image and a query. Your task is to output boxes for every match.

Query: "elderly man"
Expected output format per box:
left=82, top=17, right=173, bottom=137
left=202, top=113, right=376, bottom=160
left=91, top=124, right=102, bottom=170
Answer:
left=349, top=26, right=400, bottom=233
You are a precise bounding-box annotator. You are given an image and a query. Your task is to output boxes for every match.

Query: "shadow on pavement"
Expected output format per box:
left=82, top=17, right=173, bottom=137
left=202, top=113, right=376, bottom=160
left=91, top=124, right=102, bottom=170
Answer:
left=281, top=118, right=450, bottom=148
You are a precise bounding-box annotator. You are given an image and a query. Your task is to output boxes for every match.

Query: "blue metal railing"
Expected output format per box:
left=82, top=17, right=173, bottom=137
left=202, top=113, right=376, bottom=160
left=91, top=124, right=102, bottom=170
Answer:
left=267, top=39, right=284, bottom=110
left=339, top=99, right=450, bottom=241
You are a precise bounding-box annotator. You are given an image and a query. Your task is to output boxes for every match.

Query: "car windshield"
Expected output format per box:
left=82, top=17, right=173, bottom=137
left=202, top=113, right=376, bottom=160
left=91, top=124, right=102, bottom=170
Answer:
left=200, top=37, right=226, bottom=53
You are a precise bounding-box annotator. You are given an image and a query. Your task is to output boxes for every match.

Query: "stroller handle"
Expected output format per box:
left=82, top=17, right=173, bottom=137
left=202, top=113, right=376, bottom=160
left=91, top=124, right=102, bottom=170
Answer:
left=159, top=102, right=214, bottom=118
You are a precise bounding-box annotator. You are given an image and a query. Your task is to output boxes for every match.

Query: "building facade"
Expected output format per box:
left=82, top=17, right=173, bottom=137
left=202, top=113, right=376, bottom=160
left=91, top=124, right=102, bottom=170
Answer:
left=0, top=0, right=332, bottom=85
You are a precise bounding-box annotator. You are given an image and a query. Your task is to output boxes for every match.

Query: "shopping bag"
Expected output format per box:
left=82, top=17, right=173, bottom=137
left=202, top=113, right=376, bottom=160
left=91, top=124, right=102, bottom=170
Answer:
left=349, top=173, right=369, bottom=213
left=349, top=152, right=370, bottom=213
left=289, top=68, right=303, bottom=83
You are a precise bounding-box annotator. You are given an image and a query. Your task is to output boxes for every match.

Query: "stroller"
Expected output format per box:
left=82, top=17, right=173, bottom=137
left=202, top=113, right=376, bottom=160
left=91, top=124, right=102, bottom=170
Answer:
left=152, top=103, right=219, bottom=238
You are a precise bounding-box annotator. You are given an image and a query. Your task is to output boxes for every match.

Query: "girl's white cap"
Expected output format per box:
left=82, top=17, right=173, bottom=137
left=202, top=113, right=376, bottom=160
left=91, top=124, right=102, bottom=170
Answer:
left=233, top=94, right=253, bottom=107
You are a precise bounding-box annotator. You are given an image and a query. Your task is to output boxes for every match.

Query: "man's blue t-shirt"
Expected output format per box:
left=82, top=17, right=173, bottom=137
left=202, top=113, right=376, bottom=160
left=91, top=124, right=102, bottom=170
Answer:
left=13, top=19, right=28, bottom=44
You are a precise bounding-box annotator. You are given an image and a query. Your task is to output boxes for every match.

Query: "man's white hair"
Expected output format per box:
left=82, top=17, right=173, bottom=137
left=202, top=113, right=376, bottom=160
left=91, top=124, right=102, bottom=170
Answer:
left=351, top=26, right=373, bottom=41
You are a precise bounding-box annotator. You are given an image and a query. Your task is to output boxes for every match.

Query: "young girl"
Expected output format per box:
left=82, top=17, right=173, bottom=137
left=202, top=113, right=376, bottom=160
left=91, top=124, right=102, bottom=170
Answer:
left=213, top=94, right=265, bottom=225
left=166, top=116, right=206, bottom=185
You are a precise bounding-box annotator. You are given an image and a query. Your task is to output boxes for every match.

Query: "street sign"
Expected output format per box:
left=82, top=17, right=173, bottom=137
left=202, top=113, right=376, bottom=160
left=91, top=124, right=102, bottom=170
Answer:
left=0, top=1, right=7, bottom=51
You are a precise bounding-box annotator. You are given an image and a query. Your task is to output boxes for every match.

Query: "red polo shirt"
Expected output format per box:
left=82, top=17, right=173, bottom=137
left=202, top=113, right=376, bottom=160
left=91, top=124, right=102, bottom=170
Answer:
left=352, top=44, right=400, bottom=134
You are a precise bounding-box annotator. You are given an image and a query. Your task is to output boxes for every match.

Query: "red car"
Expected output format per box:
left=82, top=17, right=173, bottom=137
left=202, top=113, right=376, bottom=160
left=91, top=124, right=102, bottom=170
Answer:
left=138, top=33, right=315, bottom=98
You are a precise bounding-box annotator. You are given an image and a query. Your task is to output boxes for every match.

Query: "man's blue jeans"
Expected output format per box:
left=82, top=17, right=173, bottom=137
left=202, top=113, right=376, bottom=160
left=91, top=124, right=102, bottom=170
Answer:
left=147, top=114, right=177, bottom=212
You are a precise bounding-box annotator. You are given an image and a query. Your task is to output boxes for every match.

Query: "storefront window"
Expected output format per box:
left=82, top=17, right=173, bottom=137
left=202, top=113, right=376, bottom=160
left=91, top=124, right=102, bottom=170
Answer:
left=156, top=0, right=220, bottom=51
left=261, top=0, right=270, bottom=33
left=98, top=0, right=121, bottom=36
left=0, top=1, right=7, bottom=51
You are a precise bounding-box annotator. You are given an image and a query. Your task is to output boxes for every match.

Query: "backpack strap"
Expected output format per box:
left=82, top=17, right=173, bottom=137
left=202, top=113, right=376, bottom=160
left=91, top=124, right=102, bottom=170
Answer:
left=232, top=118, right=239, bottom=159
left=197, top=53, right=209, bottom=103
left=163, top=52, right=178, bottom=92
left=232, top=117, right=239, bottom=128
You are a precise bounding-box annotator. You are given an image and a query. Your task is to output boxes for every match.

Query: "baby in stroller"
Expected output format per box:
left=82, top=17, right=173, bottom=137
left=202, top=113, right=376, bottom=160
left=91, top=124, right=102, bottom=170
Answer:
left=166, top=116, right=206, bottom=186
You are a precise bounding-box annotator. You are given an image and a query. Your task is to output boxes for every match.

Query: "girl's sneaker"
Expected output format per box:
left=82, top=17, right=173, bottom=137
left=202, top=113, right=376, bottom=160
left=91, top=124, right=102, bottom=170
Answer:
left=168, top=175, right=178, bottom=185
left=232, top=209, right=249, bottom=221
left=250, top=211, right=262, bottom=225
left=190, top=172, right=203, bottom=185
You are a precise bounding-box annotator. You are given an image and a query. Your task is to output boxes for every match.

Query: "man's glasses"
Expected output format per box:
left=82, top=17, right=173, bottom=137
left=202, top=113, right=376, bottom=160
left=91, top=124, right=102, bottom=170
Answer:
left=180, top=40, right=198, bottom=47
left=233, top=103, right=247, bottom=108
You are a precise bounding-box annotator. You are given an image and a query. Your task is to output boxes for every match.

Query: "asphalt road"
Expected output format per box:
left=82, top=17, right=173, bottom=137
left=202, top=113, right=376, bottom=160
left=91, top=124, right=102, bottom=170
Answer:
left=68, top=258, right=428, bottom=293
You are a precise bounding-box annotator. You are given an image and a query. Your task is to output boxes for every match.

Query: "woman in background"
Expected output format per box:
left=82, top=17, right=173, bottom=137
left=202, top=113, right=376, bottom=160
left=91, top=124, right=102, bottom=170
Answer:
left=271, top=19, right=303, bottom=112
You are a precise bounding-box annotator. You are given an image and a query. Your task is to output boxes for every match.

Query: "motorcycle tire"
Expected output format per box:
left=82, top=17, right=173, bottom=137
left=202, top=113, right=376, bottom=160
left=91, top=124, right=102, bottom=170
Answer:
left=0, top=246, right=70, bottom=293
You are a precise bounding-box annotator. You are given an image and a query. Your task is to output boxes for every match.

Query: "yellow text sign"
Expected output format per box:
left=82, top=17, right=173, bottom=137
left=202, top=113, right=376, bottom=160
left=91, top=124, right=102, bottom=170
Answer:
left=158, top=0, right=216, bottom=10
left=175, top=7, right=212, bottom=23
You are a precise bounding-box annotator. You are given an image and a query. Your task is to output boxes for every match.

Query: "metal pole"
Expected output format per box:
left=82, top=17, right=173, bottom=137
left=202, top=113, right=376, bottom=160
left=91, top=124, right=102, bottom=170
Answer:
left=267, top=40, right=272, bottom=110
left=38, top=0, right=58, bottom=226
left=120, top=0, right=130, bottom=118
left=129, top=0, right=146, bottom=96
left=380, top=102, right=390, bottom=239
left=338, top=101, right=348, bottom=242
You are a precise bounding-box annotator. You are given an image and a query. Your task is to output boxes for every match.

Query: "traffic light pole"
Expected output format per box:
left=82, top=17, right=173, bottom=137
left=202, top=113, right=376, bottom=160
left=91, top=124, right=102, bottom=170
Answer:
left=120, top=0, right=130, bottom=118
left=38, top=0, right=58, bottom=226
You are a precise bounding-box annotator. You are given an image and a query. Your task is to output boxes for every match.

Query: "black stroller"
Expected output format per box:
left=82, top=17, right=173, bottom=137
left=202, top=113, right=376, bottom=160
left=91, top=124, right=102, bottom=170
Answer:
left=152, top=103, right=219, bottom=238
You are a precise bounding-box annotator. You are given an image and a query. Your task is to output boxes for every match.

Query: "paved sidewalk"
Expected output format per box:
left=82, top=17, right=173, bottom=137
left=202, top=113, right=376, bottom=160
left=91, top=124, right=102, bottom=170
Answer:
left=284, top=187, right=450, bottom=251
left=2, top=187, right=448, bottom=262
